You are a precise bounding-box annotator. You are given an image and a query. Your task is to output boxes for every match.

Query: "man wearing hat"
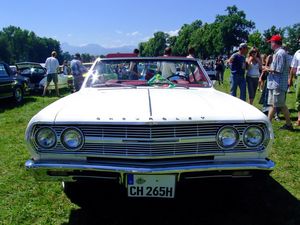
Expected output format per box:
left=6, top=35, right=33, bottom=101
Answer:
left=43, top=51, right=60, bottom=97
left=263, top=35, right=293, bottom=130
left=228, top=43, right=248, bottom=101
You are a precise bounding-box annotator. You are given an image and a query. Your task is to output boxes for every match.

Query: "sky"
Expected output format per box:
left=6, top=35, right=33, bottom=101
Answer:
left=0, top=0, right=299, bottom=48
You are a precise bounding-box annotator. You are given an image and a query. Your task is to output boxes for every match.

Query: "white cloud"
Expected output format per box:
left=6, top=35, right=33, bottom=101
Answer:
left=126, top=31, right=141, bottom=36
left=67, top=33, right=72, bottom=37
left=166, top=29, right=180, bottom=37
left=115, top=30, right=123, bottom=34
left=141, top=36, right=152, bottom=42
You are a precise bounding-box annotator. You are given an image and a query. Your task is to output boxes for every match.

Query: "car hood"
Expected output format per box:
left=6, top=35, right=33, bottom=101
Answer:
left=30, top=87, right=268, bottom=124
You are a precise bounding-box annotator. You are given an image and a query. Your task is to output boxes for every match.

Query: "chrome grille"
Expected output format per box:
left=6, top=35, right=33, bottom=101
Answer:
left=33, top=123, right=268, bottom=158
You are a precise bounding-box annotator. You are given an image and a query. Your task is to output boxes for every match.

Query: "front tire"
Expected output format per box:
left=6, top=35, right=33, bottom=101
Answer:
left=13, top=87, right=24, bottom=104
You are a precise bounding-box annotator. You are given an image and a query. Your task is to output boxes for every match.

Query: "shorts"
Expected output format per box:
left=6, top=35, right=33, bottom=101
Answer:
left=296, top=75, right=300, bottom=111
left=268, top=89, right=286, bottom=107
left=47, top=73, right=58, bottom=83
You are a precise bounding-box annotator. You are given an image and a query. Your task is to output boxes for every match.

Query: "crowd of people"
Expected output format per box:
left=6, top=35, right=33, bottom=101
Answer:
left=228, top=34, right=300, bottom=130
left=43, top=52, right=87, bottom=96
left=42, top=34, right=300, bottom=130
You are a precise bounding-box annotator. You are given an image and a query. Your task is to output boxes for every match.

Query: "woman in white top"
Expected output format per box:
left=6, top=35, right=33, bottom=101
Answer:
left=246, top=48, right=262, bottom=105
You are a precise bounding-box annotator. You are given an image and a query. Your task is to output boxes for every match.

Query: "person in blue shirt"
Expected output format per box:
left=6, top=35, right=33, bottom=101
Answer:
left=70, top=53, right=87, bottom=92
left=228, top=43, right=248, bottom=101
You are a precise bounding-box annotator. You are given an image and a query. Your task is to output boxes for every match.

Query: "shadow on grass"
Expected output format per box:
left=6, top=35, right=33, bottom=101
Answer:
left=0, top=97, right=36, bottom=113
left=64, top=177, right=300, bottom=225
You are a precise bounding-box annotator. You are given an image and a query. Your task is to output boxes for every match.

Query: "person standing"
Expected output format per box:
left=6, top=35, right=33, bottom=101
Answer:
left=259, top=55, right=273, bottom=115
left=70, top=53, right=87, bottom=92
left=157, top=47, right=176, bottom=78
left=289, top=35, right=300, bottom=126
left=43, top=51, right=60, bottom=97
left=187, top=47, right=196, bottom=58
left=129, top=49, right=140, bottom=80
left=259, top=54, right=268, bottom=92
left=263, top=35, right=293, bottom=130
left=62, top=60, right=70, bottom=75
left=246, top=48, right=262, bottom=105
left=215, top=56, right=225, bottom=84
left=228, top=43, right=248, bottom=101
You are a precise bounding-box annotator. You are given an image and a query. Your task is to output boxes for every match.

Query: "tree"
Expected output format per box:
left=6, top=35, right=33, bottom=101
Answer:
left=0, top=26, right=63, bottom=64
left=285, top=23, right=300, bottom=54
left=248, top=30, right=264, bottom=49
left=190, top=23, right=222, bottom=59
left=215, top=5, right=255, bottom=55
left=173, top=20, right=202, bottom=56
left=139, top=32, right=168, bottom=56
left=0, top=35, right=12, bottom=63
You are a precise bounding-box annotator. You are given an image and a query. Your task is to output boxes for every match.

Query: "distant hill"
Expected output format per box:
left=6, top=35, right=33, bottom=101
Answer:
left=61, top=43, right=136, bottom=55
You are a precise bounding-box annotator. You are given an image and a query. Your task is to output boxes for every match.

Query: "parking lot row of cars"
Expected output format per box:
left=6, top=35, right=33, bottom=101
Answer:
left=0, top=61, right=93, bottom=104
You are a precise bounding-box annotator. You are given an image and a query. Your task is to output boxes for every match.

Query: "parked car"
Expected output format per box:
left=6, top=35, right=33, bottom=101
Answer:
left=39, top=73, right=70, bottom=91
left=25, top=57, right=274, bottom=206
left=0, top=62, right=30, bottom=104
left=16, top=62, right=47, bottom=91
left=202, top=60, right=217, bottom=80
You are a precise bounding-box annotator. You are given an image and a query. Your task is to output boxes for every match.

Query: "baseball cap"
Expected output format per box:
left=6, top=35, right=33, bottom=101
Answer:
left=267, top=35, right=282, bottom=42
left=239, top=43, right=248, bottom=49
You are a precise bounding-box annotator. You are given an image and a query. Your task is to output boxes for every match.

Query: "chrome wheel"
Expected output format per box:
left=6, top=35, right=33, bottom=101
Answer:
left=14, top=87, right=23, bottom=103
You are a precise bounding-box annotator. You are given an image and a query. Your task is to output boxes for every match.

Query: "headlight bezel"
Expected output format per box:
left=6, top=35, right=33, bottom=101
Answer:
left=217, top=126, right=239, bottom=149
left=243, top=125, right=264, bottom=148
left=60, top=127, right=84, bottom=151
left=34, top=127, right=57, bottom=149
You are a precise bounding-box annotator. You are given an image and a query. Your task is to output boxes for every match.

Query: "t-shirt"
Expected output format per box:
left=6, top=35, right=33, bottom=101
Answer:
left=247, top=62, right=260, bottom=77
left=267, top=47, right=289, bottom=91
left=45, top=57, right=59, bottom=74
left=230, top=53, right=246, bottom=76
left=70, top=59, right=82, bottom=76
left=291, top=50, right=300, bottom=75
left=157, top=62, right=177, bottom=78
left=215, top=59, right=224, bottom=71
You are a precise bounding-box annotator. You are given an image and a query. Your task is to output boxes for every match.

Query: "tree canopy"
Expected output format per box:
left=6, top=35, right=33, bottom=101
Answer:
left=0, top=26, right=63, bottom=64
left=139, top=5, right=300, bottom=58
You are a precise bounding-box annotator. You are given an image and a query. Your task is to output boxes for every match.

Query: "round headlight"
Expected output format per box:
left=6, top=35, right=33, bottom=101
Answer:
left=243, top=126, right=264, bottom=147
left=61, top=128, right=83, bottom=150
left=217, top=126, right=239, bottom=149
left=35, top=127, right=57, bottom=149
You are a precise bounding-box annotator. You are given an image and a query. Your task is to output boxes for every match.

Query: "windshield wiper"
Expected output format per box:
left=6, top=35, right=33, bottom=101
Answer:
left=92, top=83, right=136, bottom=88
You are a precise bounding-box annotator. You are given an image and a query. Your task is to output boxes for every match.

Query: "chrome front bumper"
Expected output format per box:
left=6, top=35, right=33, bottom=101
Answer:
left=25, top=158, right=275, bottom=183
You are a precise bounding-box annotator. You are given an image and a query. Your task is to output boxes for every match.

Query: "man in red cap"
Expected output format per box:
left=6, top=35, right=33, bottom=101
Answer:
left=263, top=35, right=293, bottom=130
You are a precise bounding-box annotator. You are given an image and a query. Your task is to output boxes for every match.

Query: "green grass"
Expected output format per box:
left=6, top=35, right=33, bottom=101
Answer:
left=0, top=71, right=299, bottom=225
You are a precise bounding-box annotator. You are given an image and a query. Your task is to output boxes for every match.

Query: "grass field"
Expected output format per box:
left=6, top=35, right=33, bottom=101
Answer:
left=0, top=70, right=300, bottom=225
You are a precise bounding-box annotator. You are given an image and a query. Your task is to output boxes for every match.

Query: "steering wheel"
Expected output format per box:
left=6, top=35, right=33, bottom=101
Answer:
left=167, top=74, right=190, bottom=82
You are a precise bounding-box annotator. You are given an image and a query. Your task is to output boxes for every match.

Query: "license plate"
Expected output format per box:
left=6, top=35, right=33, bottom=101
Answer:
left=127, top=174, right=176, bottom=198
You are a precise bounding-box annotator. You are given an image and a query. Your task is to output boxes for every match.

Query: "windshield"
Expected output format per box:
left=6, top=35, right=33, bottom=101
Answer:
left=85, top=59, right=211, bottom=88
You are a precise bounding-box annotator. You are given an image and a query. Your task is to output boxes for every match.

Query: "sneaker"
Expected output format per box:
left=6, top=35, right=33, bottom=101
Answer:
left=279, top=124, right=294, bottom=131
left=274, top=115, right=280, bottom=121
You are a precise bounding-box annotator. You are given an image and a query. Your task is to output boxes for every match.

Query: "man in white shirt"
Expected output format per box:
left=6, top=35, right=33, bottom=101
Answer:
left=157, top=47, right=177, bottom=78
left=289, top=35, right=300, bottom=126
left=43, top=51, right=60, bottom=97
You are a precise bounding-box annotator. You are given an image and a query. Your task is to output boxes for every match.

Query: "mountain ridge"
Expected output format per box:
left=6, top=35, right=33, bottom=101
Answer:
left=61, top=42, right=136, bottom=55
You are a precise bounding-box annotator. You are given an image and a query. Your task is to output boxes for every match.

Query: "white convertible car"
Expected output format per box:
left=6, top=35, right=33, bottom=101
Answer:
left=25, top=57, right=274, bottom=206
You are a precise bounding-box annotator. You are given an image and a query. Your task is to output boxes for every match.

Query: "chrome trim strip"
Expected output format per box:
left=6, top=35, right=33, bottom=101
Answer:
left=25, top=159, right=275, bottom=182
left=84, top=135, right=216, bottom=144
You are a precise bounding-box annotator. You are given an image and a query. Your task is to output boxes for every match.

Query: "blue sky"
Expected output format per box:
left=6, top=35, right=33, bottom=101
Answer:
left=1, top=0, right=299, bottom=48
